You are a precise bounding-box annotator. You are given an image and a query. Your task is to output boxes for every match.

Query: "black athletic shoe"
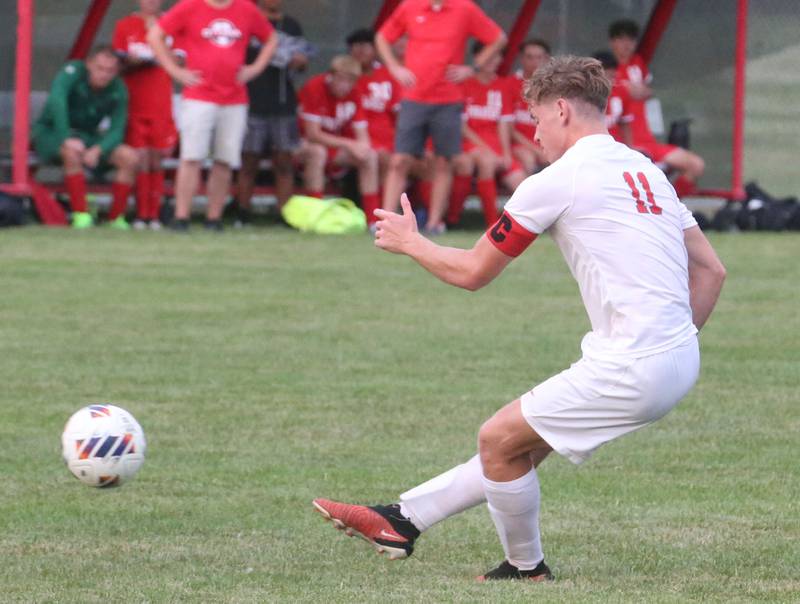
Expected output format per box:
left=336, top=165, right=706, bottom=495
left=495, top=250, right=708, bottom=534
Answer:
left=204, top=219, right=224, bottom=232
left=171, top=218, right=190, bottom=232
left=312, top=499, right=420, bottom=559
left=477, top=559, right=554, bottom=582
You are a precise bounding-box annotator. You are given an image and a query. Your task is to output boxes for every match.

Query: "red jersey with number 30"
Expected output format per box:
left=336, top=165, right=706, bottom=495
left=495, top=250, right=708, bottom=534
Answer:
left=359, top=65, right=401, bottom=151
left=112, top=14, right=174, bottom=118
left=298, top=74, right=367, bottom=138
left=461, top=75, right=514, bottom=154
left=158, top=0, right=273, bottom=105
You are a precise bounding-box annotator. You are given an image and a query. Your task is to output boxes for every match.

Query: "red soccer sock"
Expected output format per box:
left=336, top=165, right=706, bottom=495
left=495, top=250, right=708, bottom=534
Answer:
left=149, top=170, right=164, bottom=220
left=306, top=189, right=324, bottom=199
left=673, top=175, right=696, bottom=198
left=476, top=178, right=498, bottom=227
left=362, top=192, right=380, bottom=225
left=446, top=174, right=472, bottom=225
left=135, top=173, right=150, bottom=220
left=64, top=173, right=88, bottom=213
left=417, top=180, right=432, bottom=210
left=109, top=182, right=132, bottom=220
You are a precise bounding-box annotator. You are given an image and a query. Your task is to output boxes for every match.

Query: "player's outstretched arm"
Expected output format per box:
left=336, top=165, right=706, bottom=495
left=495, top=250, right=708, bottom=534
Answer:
left=374, top=194, right=513, bottom=291
left=684, top=225, right=726, bottom=330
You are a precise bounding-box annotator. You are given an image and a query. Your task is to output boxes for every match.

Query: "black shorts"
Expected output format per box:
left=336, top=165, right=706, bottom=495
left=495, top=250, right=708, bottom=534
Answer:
left=394, top=100, right=463, bottom=158
left=241, top=114, right=300, bottom=155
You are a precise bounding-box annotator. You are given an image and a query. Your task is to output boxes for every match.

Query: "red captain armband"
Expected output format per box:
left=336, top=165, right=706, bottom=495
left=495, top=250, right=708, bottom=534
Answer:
left=485, top=211, right=537, bottom=257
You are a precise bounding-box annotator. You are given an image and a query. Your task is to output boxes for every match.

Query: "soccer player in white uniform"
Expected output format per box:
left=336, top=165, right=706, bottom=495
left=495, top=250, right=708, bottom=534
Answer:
left=313, top=56, right=726, bottom=581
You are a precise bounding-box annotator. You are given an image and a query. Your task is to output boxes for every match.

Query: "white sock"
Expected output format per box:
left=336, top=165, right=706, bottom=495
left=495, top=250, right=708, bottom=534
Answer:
left=482, top=467, right=543, bottom=570
left=398, top=454, right=485, bottom=531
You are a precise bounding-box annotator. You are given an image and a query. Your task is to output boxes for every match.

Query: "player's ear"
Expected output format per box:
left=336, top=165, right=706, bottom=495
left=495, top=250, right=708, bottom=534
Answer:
left=556, top=98, right=569, bottom=124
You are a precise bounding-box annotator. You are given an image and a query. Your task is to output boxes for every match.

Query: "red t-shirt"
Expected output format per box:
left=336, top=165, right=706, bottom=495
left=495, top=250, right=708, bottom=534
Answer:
left=508, top=71, right=536, bottom=143
left=615, top=54, right=654, bottom=145
left=606, top=81, right=633, bottom=142
left=112, top=14, right=174, bottom=118
left=378, top=0, right=503, bottom=104
left=359, top=64, right=401, bottom=150
left=298, top=74, right=367, bottom=138
left=158, top=0, right=273, bottom=105
left=461, top=75, right=514, bottom=154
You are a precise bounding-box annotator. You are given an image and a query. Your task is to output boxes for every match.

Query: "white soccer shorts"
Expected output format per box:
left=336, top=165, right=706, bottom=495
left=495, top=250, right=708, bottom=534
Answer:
left=521, top=337, right=700, bottom=464
left=178, top=99, right=247, bottom=168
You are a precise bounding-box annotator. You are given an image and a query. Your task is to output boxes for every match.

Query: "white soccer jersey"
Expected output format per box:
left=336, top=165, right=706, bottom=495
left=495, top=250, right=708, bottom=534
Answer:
left=501, top=134, right=698, bottom=360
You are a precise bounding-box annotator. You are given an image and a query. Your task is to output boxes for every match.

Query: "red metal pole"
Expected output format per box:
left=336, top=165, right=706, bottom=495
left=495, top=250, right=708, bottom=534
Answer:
left=10, top=0, right=34, bottom=193
left=67, top=0, right=112, bottom=60
left=374, top=0, right=403, bottom=31
left=731, top=0, right=748, bottom=201
left=636, top=0, right=677, bottom=66
left=498, top=0, right=542, bottom=76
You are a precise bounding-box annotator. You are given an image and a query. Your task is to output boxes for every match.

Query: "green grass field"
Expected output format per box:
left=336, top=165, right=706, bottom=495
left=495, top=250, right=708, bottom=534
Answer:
left=0, top=227, right=798, bottom=603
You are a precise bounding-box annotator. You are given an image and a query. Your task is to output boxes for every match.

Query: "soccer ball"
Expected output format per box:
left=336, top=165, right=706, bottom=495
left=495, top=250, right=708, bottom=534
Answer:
left=61, top=404, right=146, bottom=487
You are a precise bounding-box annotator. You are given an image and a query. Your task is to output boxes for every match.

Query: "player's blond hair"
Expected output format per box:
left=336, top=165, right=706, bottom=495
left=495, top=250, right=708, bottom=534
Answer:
left=330, top=55, right=362, bottom=79
left=523, top=55, right=611, bottom=113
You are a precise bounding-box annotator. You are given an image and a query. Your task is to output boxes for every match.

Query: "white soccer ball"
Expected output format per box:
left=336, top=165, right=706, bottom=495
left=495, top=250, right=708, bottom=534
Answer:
left=61, top=404, right=146, bottom=487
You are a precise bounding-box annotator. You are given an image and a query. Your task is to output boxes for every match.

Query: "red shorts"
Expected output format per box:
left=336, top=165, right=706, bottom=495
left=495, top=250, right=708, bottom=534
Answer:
left=125, top=114, right=178, bottom=150
left=635, top=140, right=678, bottom=163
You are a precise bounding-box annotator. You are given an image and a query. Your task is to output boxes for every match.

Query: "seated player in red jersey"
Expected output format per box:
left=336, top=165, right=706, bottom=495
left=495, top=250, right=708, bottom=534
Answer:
left=112, top=0, right=178, bottom=230
left=297, top=55, right=380, bottom=226
left=447, top=44, right=526, bottom=228
left=593, top=51, right=634, bottom=147
left=508, top=39, right=550, bottom=175
left=347, top=28, right=403, bottom=184
left=609, top=19, right=705, bottom=197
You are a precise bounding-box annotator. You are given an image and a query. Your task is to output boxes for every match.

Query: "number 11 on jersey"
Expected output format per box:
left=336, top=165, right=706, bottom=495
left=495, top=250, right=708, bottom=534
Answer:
left=623, top=171, right=663, bottom=215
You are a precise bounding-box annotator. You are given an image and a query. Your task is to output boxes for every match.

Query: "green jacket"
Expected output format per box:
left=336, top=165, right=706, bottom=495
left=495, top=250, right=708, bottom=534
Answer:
left=33, top=61, right=128, bottom=157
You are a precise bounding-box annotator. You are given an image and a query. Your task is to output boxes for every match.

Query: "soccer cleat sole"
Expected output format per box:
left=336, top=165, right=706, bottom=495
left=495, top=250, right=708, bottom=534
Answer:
left=312, top=500, right=409, bottom=560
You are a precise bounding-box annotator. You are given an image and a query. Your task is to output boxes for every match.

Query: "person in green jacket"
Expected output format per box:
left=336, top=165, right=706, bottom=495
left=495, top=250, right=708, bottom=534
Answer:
left=33, top=46, right=139, bottom=229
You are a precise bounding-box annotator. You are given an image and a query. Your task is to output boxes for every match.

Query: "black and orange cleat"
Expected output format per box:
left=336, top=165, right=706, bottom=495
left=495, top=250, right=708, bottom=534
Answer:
left=476, top=559, right=554, bottom=583
left=312, top=498, right=420, bottom=560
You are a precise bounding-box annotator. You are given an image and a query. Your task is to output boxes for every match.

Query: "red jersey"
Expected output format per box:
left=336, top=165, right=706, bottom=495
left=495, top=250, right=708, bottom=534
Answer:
left=112, top=14, right=174, bottom=119
left=508, top=71, right=536, bottom=143
left=461, top=75, right=514, bottom=154
left=359, top=64, right=401, bottom=151
left=298, top=74, right=367, bottom=138
left=158, top=0, right=273, bottom=105
left=606, top=81, right=633, bottom=142
left=378, top=0, right=502, bottom=104
left=615, top=54, right=655, bottom=145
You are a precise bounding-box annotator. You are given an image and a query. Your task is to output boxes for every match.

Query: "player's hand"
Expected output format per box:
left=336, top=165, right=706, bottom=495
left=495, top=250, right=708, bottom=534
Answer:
left=64, top=138, right=86, bottom=154
left=624, top=80, right=650, bottom=100
left=172, top=66, right=203, bottom=87
left=374, top=193, right=419, bottom=255
left=347, top=140, right=372, bottom=163
left=501, top=153, right=513, bottom=170
left=82, top=145, right=102, bottom=169
left=390, top=65, right=417, bottom=88
left=289, top=52, right=308, bottom=70
left=237, top=64, right=261, bottom=84
left=445, top=64, right=475, bottom=83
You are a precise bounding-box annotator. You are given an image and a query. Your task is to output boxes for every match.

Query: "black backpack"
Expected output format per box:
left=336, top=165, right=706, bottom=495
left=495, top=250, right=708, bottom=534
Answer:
left=0, top=191, right=26, bottom=228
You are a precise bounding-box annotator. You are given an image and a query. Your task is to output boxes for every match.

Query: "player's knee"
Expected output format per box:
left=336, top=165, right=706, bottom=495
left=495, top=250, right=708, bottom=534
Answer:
left=307, top=144, right=326, bottom=166
left=691, top=154, right=705, bottom=177
left=116, top=146, right=139, bottom=169
left=477, top=418, right=507, bottom=463
left=389, top=153, right=413, bottom=172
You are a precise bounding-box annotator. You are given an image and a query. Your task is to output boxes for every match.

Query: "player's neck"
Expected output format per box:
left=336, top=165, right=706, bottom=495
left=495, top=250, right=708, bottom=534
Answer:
left=476, top=71, right=495, bottom=84
left=205, top=0, right=233, bottom=9
left=567, top=121, right=609, bottom=147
